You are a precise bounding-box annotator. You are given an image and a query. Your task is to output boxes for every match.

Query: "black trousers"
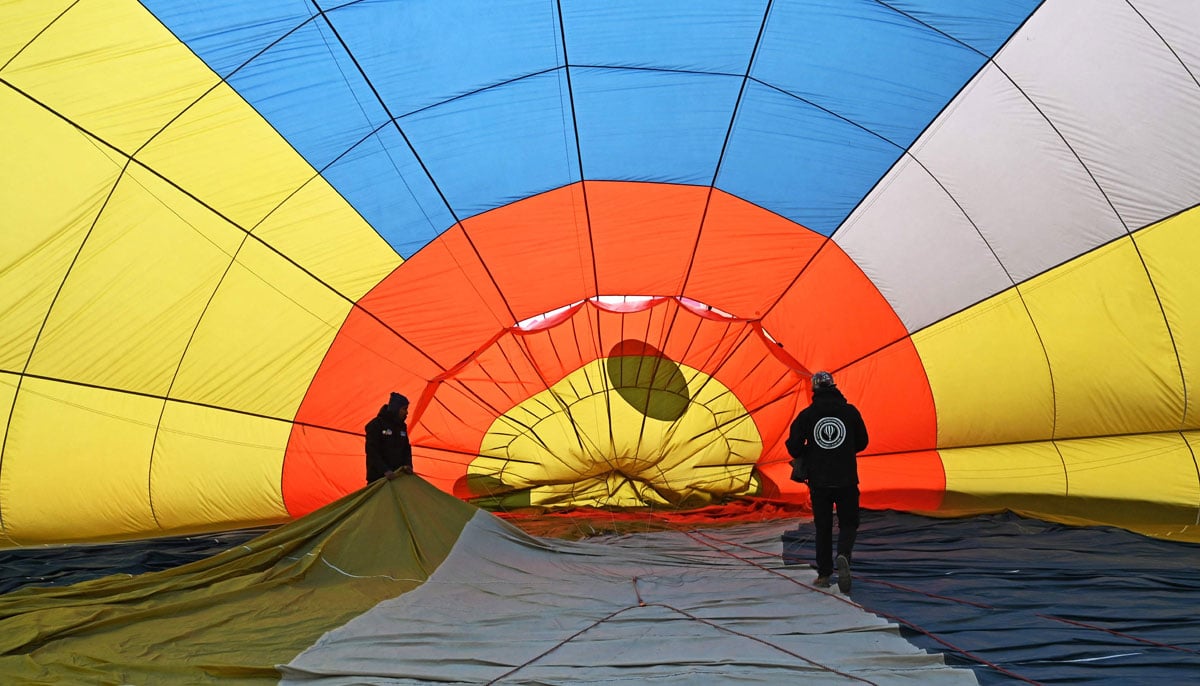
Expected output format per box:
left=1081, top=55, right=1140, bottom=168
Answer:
left=810, top=485, right=860, bottom=577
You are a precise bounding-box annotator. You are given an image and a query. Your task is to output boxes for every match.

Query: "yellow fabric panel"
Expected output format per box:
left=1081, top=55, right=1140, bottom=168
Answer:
left=944, top=434, right=1200, bottom=507
left=150, top=402, right=290, bottom=534
left=0, top=478, right=476, bottom=681
left=474, top=360, right=761, bottom=508
left=1, top=1, right=219, bottom=153
left=0, top=1, right=74, bottom=67
left=0, top=88, right=123, bottom=370
left=0, top=374, right=15, bottom=547
left=912, top=289, right=1053, bottom=447
left=1058, top=433, right=1198, bottom=508
left=254, top=177, right=402, bottom=300
left=137, top=80, right=320, bottom=231
left=170, top=238, right=351, bottom=417
left=0, top=378, right=158, bottom=544
left=940, top=434, right=1200, bottom=538
left=1136, top=208, right=1200, bottom=429
left=1022, top=238, right=1184, bottom=438
left=941, top=441, right=1066, bottom=497
left=25, top=164, right=244, bottom=394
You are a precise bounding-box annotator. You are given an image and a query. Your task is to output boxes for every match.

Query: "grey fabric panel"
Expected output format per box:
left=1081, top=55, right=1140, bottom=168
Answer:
left=995, top=0, right=1200, bottom=233
left=280, top=513, right=977, bottom=685
left=1136, top=0, right=1200, bottom=79
left=912, top=63, right=1127, bottom=285
left=833, top=154, right=1012, bottom=333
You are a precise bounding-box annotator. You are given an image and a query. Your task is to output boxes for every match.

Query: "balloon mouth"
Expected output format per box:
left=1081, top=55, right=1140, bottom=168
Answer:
left=456, top=464, right=760, bottom=511
left=434, top=295, right=799, bottom=510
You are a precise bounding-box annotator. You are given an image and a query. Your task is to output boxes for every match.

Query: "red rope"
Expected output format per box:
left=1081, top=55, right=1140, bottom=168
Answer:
left=1034, top=613, right=1200, bottom=656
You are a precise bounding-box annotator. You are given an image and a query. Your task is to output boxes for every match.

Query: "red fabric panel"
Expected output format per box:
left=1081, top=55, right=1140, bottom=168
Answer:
left=763, top=241, right=908, bottom=371
left=687, top=189, right=826, bottom=318
left=588, top=181, right=707, bottom=296
left=281, top=426, right=365, bottom=517
left=859, top=450, right=945, bottom=511
left=358, top=225, right=513, bottom=369
left=755, top=450, right=944, bottom=512
left=837, top=338, right=938, bottom=455
left=461, top=183, right=595, bottom=320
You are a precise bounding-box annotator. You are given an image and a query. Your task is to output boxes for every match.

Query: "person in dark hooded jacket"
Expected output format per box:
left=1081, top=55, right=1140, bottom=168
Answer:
left=786, top=371, right=868, bottom=592
left=365, top=392, right=413, bottom=482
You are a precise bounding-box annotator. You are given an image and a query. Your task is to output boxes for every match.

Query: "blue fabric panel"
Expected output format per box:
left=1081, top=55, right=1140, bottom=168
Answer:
left=893, top=0, right=1043, bottom=55
left=225, top=20, right=390, bottom=170
left=572, top=67, right=742, bottom=185
left=751, top=0, right=986, bottom=150
left=561, top=0, right=766, bottom=73
left=397, top=70, right=580, bottom=222
left=719, top=81, right=901, bottom=236
left=140, top=0, right=319, bottom=79
left=320, top=126, right=454, bottom=258
left=142, top=0, right=1040, bottom=254
left=325, top=0, right=564, bottom=116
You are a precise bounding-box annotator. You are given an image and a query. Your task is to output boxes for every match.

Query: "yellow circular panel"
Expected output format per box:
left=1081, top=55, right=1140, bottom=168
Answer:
left=470, top=359, right=762, bottom=508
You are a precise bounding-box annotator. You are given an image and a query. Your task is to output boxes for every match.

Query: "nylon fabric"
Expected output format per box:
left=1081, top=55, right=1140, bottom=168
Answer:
left=281, top=514, right=977, bottom=685
left=785, top=510, right=1200, bottom=684
left=0, top=477, right=473, bottom=684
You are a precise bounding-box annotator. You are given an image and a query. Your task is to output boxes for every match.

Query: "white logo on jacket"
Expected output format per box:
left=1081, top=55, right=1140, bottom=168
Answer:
left=813, top=416, right=846, bottom=449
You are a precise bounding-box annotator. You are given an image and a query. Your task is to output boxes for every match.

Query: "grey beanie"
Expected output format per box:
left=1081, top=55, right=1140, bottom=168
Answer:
left=811, top=371, right=835, bottom=389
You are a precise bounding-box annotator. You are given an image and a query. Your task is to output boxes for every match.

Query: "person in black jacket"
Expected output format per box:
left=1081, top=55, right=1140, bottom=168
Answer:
left=786, top=371, right=869, bottom=592
left=365, top=392, right=413, bottom=482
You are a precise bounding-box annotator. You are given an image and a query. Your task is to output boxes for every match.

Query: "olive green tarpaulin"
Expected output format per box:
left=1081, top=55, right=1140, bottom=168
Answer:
left=0, top=476, right=473, bottom=684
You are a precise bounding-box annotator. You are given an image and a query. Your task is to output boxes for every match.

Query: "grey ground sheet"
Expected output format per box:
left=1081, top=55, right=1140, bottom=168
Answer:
left=280, top=513, right=976, bottom=685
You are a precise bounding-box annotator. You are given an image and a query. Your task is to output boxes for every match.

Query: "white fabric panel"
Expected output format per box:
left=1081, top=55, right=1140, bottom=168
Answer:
left=995, top=0, right=1200, bottom=232
left=913, top=64, right=1126, bottom=284
left=1135, top=0, right=1200, bottom=80
left=281, top=513, right=978, bottom=685
left=833, top=156, right=1011, bottom=332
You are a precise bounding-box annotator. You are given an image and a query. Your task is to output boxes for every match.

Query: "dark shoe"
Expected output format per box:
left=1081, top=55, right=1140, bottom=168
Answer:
left=813, top=575, right=832, bottom=588
left=836, top=554, right=852, bottom=593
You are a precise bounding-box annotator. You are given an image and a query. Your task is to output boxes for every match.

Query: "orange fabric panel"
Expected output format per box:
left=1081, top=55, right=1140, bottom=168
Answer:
left=588, top=181, right=708, bottom=296
left=284, top=309, right=443, bottom=513
left=759, top=240, right=935, bottom=458
left=291, top=310, right=440, bottom=430
left=460, top=183, right=595, bottom=320
left=859, top=450, right=945, bottom=511
left=285, top=182, right=937, bottom=515
left=753, top=449, right=944, bottom=512
left=281, top=426, right=364, bottom=517
left=687, top=189, right=826, bottom=318
left=836, top=338, right=938, bottom=455
left=516, top=308, right=602, bottom=381
left=763, top=241, right=909, bottom=371
left=358, top=225, right=513, bottom=369
left=412, top=446, right=467, bottom=496
left=410, top=336, right=543, bottom=453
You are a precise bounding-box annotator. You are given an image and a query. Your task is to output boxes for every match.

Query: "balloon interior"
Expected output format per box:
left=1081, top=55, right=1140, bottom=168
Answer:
left=2, top=1, right=1198, bottom=551
left=5, top=3, right=1200, bottom=684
